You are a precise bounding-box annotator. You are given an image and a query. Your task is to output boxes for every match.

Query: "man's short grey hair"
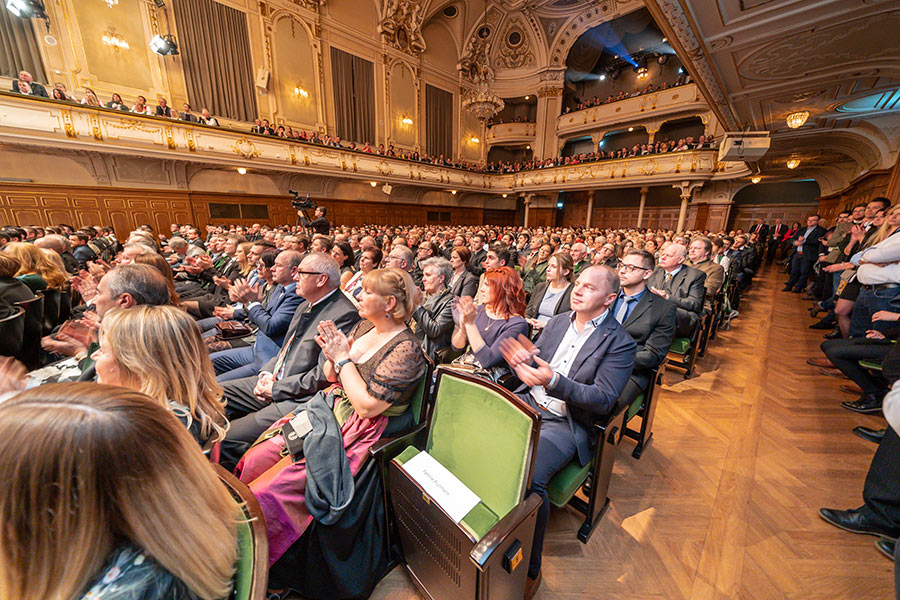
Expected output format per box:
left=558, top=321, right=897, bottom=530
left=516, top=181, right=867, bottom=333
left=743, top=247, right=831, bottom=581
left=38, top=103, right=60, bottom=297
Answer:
left=582, top=264, right=620, bottom=296
left=123, top=242, right=155, bottom=255
left=303, top=252, right=340, bottom=288
left=668, top=243, right=688, bottom=259
left=167, top=236, right=188, bottom=250
left=35, top=234, right=66, bottom=253
left=421, top=257, right=453, bottom=287
left=104, top=264, right=171, bottom=306
left=279, top=250, right=304, bottom=270
left=390, top=245, right=415, bottom=270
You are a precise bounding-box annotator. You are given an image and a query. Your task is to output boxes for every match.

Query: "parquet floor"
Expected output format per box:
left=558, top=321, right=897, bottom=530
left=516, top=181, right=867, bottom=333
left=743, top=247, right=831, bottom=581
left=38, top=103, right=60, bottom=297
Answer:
left=368, top=265, right=895, bottom=600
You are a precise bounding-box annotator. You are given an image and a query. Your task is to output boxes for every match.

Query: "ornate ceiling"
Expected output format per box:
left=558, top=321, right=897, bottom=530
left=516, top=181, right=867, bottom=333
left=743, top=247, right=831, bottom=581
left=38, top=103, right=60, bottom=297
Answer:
left=643, top=0, right=900, bottom=195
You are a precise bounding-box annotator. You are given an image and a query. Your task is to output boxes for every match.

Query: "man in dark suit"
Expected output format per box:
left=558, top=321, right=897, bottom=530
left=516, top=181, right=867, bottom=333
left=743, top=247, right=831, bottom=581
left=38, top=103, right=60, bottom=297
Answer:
left=767, top=218, right=789, bottom=264
left=11, top=71, right=48, bottom=98
left=784, top=214, right=827, bottom=293
left=211, top=251, right=305, bottom=381
left=307, top=206, right=331, bottom=235
left=467, top=234, right=487, bottom=276
left=613, top=250, right=677, bottom=407
left=68, top=232, right=97, bottom=269
left=500, top=265, right=636, bottom=595
left=218, top=253, right=359, bottom=469
left=646, top=243, right=706, bottom=338
left=750, top=218, right=769, bottom=240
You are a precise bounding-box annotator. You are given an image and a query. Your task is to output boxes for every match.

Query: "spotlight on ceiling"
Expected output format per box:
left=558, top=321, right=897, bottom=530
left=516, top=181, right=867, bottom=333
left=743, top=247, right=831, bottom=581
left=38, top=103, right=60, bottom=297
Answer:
left=785, top=110, right=810, bottom=129
left=786, top=158, right=800, bottom=170
left=450, top=190, right=457, bottom=195
left=751, top=175, right=762, bottom=184
left=149, top=34, right=179, bottom=56
left=6, top=0, right=46, bottom=18
left=598, top=73, right=607, bottom=81
left=657, top=54, right=668, bottom=65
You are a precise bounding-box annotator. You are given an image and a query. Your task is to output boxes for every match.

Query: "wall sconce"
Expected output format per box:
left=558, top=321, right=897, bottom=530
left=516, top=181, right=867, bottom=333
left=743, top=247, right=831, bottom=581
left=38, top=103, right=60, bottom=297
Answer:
left=628, top=126, right=634, bottom=132
left=400, top=116, right=413, bottom=126
left=104, top=0, right=119, bottom=6
left=293, top=83, right=309, bottom=98
left=237, top=167, right=247, bottom=175
left=470, top=136, right=480, bottom=144
left=502, top=193, right=508, bottom=198
left=751, top=175, right=762, bottom=184
left=786, top=158, right=800, bottom=169
left=102, top=28, right=129, bottom=51
left=450, top=190, right=457, bottom=195
left=370, top=181, right=377, bottom=187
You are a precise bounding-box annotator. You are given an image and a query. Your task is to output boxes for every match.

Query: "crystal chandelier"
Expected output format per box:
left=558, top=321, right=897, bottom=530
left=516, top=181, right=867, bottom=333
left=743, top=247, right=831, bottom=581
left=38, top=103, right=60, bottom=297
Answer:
left=105, top=0, right=119, bottom=6
left=785, top=111, right=810, bottom=129
left=463, top=0, right=503, bottom=123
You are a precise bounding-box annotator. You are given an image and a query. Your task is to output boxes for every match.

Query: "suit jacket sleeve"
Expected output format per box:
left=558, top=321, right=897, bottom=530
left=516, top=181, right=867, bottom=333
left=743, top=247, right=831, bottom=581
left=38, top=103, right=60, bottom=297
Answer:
left=246, top=291, right=302, bottom=339
left=545, top=325, right=636, bottom=416
left=412, top=295, right=454, bottom=339
left=705, top=264, right=724, bottom=296
left=670, top=270, right=706, bottom=314
left=460, top=273, right=479, bottom=298
left=634, top=301, right=676, bottom=372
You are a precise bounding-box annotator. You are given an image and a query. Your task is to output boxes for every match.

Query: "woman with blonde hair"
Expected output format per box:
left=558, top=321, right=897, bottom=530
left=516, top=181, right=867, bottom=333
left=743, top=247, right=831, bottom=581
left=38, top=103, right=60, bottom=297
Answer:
left=0, top=382, right=237, bottom=600
left=237, top=267, right=426, bottom=595
left=3, top=241, right=67, bottom=293
left=236, top=241, right=254, bottom=277
left=91, top=305, right=227, bottom=449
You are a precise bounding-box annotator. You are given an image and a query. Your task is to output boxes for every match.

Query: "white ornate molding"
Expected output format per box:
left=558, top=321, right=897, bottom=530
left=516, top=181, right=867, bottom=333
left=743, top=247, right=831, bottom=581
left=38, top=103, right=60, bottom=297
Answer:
left=377, top=0, right=426, bottom=56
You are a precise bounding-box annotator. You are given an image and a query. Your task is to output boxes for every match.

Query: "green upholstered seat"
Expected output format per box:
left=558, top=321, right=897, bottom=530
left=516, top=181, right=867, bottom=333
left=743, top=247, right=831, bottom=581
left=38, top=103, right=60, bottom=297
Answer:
left=392, top=374, right=536, bottom=542
left=232, top=512, right=255, bottom=600
left=669, top=337, right=691, bottom=354
left=859, top=359, right=883, bottom=371
left=547, top=458, right=593, bottom=508
left=626, top=393, right=645, bottom=423
left=408, top=371, right=429, bottom=425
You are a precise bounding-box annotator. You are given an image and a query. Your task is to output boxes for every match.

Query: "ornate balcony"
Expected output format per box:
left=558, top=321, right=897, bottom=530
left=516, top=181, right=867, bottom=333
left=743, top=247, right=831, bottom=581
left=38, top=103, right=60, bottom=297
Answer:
left=485, top=122, right=536, bottom=146
left=556, top=83, right=708, bottom=139
left=0, top=92, right=748, bottom=194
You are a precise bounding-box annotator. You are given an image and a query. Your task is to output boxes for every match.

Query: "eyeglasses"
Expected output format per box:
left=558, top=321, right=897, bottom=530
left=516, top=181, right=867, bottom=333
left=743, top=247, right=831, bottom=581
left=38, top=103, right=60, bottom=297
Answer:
left=618, top=263, right=650, bottom=273
left=295, top=270, right=323, bottom=277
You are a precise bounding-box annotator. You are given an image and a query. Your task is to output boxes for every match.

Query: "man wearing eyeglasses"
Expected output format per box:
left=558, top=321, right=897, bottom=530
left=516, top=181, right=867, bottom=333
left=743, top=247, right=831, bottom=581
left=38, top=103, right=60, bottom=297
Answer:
left=612, top=249, right=677, bottom=409
left=686, top=237, right=724, bottom=311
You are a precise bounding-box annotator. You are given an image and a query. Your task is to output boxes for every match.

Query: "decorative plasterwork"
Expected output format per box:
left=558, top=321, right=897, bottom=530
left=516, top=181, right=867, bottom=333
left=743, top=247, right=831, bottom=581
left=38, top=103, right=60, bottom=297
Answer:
left=378, top=0, right=427, bottom=56
left=495, top=16, right=535, bottom=70
left=642, top=0, right=739, bottom=131
left=457, top=6, right=503, bottom=82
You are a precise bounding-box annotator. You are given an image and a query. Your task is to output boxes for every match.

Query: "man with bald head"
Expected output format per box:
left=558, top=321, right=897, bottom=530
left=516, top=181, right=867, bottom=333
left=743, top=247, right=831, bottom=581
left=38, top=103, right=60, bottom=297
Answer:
left=646, top=243, right=707, bottom=337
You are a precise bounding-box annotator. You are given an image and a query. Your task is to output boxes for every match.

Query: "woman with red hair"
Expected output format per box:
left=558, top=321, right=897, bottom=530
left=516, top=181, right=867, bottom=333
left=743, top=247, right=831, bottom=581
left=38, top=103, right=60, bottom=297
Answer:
left=450, top=266, right=529, bottom=368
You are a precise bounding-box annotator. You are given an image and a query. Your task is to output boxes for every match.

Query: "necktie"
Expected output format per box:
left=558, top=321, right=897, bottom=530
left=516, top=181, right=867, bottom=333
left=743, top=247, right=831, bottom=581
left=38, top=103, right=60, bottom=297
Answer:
left=664, top=272, right=672, bottom=284
left=272, top=307, right=313, bottom=380
left=615, top=296, right=634, bottom=324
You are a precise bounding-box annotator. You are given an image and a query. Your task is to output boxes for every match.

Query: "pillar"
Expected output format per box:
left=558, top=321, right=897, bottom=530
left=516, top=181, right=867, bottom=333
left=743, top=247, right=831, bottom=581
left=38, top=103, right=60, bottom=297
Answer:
left=637, top=186, right=648, bottom=228
left=585, top=190, right=594, bottom=228
left=677, top=191, right=690, bottom=234
left=523, top=195, right=531, bottom=228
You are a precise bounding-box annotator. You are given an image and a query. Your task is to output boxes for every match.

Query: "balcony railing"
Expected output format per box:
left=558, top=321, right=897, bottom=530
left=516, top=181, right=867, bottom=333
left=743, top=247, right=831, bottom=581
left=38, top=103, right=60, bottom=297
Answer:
left=0, top=91, right=748, bottom=193
left=485, top=122, right=536, bottom=146
left=556, top=83, right=707, bottom=139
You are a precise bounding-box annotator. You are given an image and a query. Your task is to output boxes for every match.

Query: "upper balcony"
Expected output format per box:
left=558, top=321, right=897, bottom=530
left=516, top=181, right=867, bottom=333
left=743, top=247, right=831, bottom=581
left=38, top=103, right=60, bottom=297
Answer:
left=485, top=122, right=536, bottom=146
left=556, top=83, right=707, bottom=139
left=0, top=92, right=748, bottom=194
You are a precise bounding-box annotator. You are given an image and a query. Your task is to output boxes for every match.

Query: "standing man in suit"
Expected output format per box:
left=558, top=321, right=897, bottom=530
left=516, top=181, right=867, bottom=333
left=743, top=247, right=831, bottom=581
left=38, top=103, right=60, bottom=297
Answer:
left=613, top=250, right=677, bottom=407
left=784, top=214, right=827, bottom=293
left=307, top=206, right=331, bottom=236
left=211, top=250, right=305, bottom=381
left=499, top=265, right=636, bottom=597
left=218, top=253, right=359, bottom=468
left=11, top=71, right=48, bottom=97
left=646, top=243, right=706, bottom=338
left=767, top=219, right=789, bottom=264
left=686, top=237, right=725, bottom=309
left=750, top=218, right=769, bottom=240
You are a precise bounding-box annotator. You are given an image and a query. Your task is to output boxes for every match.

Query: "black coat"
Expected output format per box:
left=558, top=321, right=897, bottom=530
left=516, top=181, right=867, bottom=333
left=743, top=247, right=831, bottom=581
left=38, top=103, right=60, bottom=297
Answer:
left=0, top=277, right=36, bottom=306
left=449, top=270, right=478, bottom=298
left=646, top=265, right=706, bottom=338
left=411, top=289, right=454, bottom=361
left=791, top=225, right=827, bottom=261
left=525, top=281, right=572, bottom=320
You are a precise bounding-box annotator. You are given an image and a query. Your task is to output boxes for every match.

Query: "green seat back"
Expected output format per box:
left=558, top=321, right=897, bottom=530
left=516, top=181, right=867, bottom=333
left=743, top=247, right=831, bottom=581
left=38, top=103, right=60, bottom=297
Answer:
left=859, top=359, right=883, bottom=371
left=669, top=337, right=691, bottom=355
left=409, top=372, right=429, bottom=425
left=626, top=392, right=645, bottom=422
left=547, top=459, right=593, bottom=508
left=425, top=374, right=535, bottom=522
left=232, top=513, right=255, bottom=600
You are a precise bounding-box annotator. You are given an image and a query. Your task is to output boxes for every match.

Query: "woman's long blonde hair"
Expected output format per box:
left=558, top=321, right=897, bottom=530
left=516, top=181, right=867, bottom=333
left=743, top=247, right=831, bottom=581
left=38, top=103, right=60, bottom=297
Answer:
left=3, top=242, right=67, bottom=288
left=867, top=205, right=900, bottom=247
left=100, top=305, right=228, bottom=447
left=0, top=383, right=237, bottom=600
left=237, top=241, right=254, bottom=277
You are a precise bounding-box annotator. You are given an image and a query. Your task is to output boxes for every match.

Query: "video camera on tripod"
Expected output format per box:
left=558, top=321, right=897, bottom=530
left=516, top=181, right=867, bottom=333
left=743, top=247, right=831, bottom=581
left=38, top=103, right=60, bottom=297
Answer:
left=289, top=190, right=317, bottom=228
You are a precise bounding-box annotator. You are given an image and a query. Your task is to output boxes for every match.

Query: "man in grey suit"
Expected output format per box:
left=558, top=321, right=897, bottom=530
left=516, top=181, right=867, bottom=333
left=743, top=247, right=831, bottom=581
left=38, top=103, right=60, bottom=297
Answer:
left=500, top=265, right=636, bottom=595
left=218, top=253, right=359, bottom=469
left=646, top=243, right=706, bottom=338
left=612, top=249, right=677, bottom=407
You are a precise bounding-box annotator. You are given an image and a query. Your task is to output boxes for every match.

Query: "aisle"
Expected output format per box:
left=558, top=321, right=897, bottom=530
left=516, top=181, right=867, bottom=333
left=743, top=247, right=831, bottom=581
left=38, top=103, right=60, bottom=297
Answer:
left=369, top=265, right=894, bottom=600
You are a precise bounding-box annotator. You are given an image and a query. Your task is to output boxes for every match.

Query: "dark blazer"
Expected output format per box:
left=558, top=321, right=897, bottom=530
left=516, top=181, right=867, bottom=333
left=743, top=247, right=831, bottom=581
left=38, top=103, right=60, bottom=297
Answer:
left=449, top=270, right=478, bottom=298
left=411, top=288, right=454, bottom=361
left=61, top=251, right=79, bottom=274
left=468, top=249, right=487, bottom=276
left=155, top=105, right=173, bottom=117
left=12, top=80, right=48, bottom=97
left=646, top=264, right=706, bottom=337
left=791, top=225, right=827, bottom=260
left=621, top=291, right=677, bottom=390
left=0, top=277, right=36, bottom=306
left=72, top=244, right=97, bottom=269
left=245, top=282, right=305, bottom=360
left=525, top=281, right=573, bottom=320
left=266, top=290, right=360, bottom=403
left=771, top=223, right=788, bottom=241
left=309, top=216, right=331, bottom=235
left=750, top=223, right=769, bottom=239
left=533, top=312, right=636, bottom=466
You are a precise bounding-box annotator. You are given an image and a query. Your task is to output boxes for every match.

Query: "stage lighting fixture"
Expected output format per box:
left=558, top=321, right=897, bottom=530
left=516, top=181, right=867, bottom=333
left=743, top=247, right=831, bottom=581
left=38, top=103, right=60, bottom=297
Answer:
left=150, top=34, right=179, bottom=56
left=598, top=73, right=607, bottom=81
left=6, top=0, right=46, bottom=18
left=657, top=54, right=669, bottom=65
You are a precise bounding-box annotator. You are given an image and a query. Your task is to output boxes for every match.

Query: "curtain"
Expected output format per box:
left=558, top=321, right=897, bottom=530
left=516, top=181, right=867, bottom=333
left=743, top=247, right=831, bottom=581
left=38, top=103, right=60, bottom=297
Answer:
left=330, top=47, right=374, bottom=143
left=0, top=8, right=46, bottom=81
left=172, top=0, right=257, bottom=121
left=425, top=84, right=452, bottom=158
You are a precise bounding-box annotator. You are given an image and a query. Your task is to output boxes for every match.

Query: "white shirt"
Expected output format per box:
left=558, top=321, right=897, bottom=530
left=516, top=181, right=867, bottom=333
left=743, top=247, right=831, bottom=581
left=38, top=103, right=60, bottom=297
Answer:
left=529, top=310, right=610, bottom=417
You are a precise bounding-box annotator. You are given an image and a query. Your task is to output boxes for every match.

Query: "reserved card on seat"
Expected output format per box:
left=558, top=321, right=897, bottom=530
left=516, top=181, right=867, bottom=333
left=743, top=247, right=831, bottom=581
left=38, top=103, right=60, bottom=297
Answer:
left=402, top=450, right=481, bottom=523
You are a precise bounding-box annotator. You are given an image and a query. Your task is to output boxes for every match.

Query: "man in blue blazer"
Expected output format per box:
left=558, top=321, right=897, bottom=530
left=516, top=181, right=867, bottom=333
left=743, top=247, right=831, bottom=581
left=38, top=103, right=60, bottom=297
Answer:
left=212, top=250, right=304, bottom=381
left=501, top=265, right=636, bottom=595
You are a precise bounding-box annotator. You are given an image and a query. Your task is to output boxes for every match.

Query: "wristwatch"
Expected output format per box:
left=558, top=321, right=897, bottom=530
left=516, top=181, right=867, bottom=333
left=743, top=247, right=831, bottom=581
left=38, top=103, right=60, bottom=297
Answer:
left=335, top=358, right=352, bottom=374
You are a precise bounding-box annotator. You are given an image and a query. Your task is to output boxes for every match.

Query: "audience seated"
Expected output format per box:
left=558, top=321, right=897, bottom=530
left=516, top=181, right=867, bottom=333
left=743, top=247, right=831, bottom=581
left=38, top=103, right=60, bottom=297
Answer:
left=411, top=256, right=455, bottom=361
left=646, top=243, right=706, bottom=338
left=10, top=70, right=48, bottom=97
left=0, top=253, right=37, bottom=306
left=3, top=241, right=68, bottom=294
left=0, top=382, right=238, bottom=600
left=448, top=246, right=479, bottom=297
left=522, top=243, right=553, bottom=296
left=526, top=251, right=574, bottom=331
left=686, top=236, right=725, bottom=308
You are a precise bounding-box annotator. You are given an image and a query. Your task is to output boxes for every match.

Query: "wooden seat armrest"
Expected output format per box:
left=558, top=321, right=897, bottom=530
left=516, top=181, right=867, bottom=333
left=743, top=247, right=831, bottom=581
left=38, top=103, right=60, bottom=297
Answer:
left=368, top=424, right=429, bottom=460
left=470, top=493, right=542, bottom=570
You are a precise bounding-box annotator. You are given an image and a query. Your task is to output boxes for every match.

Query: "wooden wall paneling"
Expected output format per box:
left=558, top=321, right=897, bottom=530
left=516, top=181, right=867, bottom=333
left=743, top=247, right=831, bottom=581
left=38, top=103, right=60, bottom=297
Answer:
left=529, top=208, right=556, bottom=228
left=728, top=203, right=818, bottom=231
left=694, top=203, right=710, bottom=231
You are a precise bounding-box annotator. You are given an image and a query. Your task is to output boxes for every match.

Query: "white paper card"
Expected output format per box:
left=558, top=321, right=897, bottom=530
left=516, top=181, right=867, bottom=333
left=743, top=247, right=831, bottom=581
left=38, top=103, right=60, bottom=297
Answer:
left=402, top=451, right=481, bottom=523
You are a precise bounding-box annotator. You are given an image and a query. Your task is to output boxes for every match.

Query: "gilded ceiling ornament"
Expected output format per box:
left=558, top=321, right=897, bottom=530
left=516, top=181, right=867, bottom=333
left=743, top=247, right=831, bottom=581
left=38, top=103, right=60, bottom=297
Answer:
left=378, top=0, right=426, bottom=55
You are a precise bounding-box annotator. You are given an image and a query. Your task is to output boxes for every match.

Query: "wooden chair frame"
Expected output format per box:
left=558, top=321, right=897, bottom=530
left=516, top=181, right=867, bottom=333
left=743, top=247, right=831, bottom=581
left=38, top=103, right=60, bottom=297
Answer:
left=621, top=362, right=666, bottom=459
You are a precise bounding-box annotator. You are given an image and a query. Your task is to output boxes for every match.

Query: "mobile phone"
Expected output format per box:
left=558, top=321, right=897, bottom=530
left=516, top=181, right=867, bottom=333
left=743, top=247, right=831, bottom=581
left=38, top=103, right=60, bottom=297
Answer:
left=283, top=411, right=313, bottom=463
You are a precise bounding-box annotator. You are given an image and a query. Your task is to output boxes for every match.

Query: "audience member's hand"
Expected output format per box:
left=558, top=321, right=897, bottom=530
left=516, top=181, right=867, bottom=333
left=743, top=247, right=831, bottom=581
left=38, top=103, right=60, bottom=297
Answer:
left=80, top=311, right=101, bottom=332
left=499, top=334, right=538, bottom=369
left=41, top=331, right=88, bottom=357
left=451, top=298, right=463, bottom=326
left=457, top=296, right=477, bottom=324
left=86, top=259, right=112, bottom=279
left=649, top=286, right=670, bottom=300
left=230, top=279, right=262, bottom=305
left=71, top=275, right=98, bottom=301
left=823, top=263, right=850, bottom=273
left=850, top=224, right=865, bottom=242
left=213, top=305, right=235, bottom=320
left=213, top=276, right=232, bottom=290
left=872, top=311, right=900, bottom=322
left=0, top=357, right=27, bottom=396
left=254, top=372, right=274, bottom=401
left=866, top=330, right=886, bottom=340
left=315, top=320, right=351, bottom=363
left=526, top=318, right=545, bottom=330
